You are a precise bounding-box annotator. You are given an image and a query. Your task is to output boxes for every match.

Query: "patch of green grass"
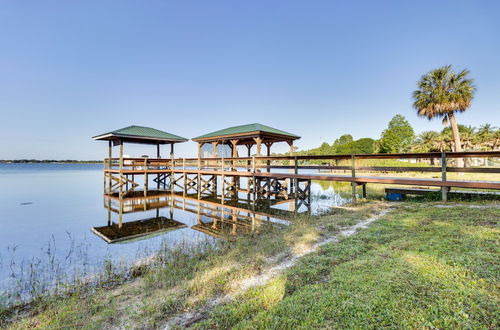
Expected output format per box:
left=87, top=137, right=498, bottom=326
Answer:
left=195, top=205, right=499, bottom=329
left=2, top=202, right=384, bottom=329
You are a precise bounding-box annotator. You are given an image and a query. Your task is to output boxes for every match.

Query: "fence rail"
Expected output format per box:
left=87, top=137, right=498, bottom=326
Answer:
left=104, top=151, right=500, bottom=175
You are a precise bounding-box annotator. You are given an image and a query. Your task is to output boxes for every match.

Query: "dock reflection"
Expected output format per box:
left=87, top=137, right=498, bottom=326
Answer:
left=94, top=190, right=300, bottom=243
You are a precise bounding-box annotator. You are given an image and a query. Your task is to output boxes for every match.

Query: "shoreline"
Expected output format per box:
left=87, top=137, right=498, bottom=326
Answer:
left=2, top=200, right=498, bottom=328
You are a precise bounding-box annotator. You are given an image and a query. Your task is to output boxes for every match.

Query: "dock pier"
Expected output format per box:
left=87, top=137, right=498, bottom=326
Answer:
left=94, top=124, right=500, bottom=228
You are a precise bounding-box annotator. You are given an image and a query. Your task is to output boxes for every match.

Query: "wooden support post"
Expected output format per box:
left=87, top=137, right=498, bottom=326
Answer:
left=103, top=171, right=107, bottom=194
left=118, top=198, right=123, bottom=228
left=212, top=175, right=217, bottom=196
left=230, top=140, right=239, bottom=157
left=362, top=184, right=367, bottom=199
left=441, top=152, right=449, bottom=202
left=212, top=141, right=219, bottom=157
left=197, top=174, right=201, bottom=199
left=106, top=141, right=113, bottom=194
left=287, top=140, right=294, bottom=194
left=144, top=173, right=148, bottom=197
left=265, top=142, right=273, bottom=172
left=293, top=156, right=298, bottom=197
left=253, top=137, right=262, bottom=173
left=108, top=140, right=112, bottom=169
left=230, top=139, right=238, bottom=170
left=254, top=137, right=262, bottom=156
left=251, top=156, right=256, bottom=199
left=351, top=155, right=357, bottom=203
left=246, top=144, right=252, bottom=172
left=197, top=202, right=201, bottom=225
left=107, top=199, right=111, bottom=226
left=119, top=139, right=123, bottom=197
left=170, top=143, right=174, bottom=159
left=221, top=174, right=225, bottom=205
left=118, top=140, right=124, bottom=227
left=157, top=144, right=160, bottom=189
left=197, top=143, right=203, bottom=169
left=171, top=172, right=175, bottom=194
left=119, top=141, right=123, bottom=174
left=183, top=172, right=187, bottom=197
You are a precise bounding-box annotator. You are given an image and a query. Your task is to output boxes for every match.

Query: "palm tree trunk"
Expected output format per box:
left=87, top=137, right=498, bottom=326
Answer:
left=448, top=112, right=464, bottom=167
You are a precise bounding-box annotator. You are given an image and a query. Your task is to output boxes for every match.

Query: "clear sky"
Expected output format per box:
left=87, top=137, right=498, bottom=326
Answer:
left=0, top=0, right=499, bottom=159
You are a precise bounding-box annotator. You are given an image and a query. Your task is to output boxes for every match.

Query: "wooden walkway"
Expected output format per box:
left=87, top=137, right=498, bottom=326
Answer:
left=103, top=151, right=500, bottom=203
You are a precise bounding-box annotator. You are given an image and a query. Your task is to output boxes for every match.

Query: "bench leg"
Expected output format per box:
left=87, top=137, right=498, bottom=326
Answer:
left=351, top=182, right=357, bottom=203
left=441, top=187, right=450, bottom=202
left=362, top=184, right=367, bottom=199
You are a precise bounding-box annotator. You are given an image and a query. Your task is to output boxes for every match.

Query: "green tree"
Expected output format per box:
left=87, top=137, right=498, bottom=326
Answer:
left=412, top=65, right=476, bottom=162
left=332, top=134, right=353, bottom=147
left=378, top=115, right=415, bottom=153
left=336, top=138, right=375, bottom=154
left=352, top=138, right=375, bottom=154
left=319, top=142, right=332, bottom=154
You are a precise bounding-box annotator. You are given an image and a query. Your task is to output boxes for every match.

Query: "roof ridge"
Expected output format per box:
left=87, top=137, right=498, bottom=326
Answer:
left=94, top=125, right=188, bottom=142
left=192, top=123, right=300, bottom=140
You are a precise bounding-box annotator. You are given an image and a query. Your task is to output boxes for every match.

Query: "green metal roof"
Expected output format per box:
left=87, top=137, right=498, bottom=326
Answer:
left=193, top=123, right=300, bottom=140
left=93, top=125, right=188, bottom=142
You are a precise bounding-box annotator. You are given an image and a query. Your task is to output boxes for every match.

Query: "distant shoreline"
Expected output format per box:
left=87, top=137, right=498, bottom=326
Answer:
left=0, top=160, right=103, bottom=164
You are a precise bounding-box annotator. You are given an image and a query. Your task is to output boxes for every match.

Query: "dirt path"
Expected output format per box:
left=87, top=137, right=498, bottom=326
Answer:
left=163, top=207, right=394, bottom=329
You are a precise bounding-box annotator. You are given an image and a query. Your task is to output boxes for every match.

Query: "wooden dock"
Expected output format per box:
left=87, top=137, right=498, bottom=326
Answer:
left=94, top=125, right=500, bottom=206
left=103, top=151, right=500, bottom=205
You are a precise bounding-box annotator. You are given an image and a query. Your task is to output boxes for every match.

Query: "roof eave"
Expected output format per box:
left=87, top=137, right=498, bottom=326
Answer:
left=93, top=133, right=188, bottom=143
left=192, top=130, right=300, bottom=142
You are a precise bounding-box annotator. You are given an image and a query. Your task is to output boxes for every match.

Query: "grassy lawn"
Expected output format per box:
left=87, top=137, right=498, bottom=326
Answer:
left=194, top=204, right=499, bottom=329
left=1, top=201, right=498, bottom=329
left=1, top=203, right=385, bottom=329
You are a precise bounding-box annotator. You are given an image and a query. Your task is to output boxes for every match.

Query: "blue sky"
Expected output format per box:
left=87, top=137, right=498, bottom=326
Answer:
left=0, top=0, right=499, bottom=159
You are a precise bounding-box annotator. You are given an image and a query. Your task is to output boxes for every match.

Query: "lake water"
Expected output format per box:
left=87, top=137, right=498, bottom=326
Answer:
left=0, top=163, right=346, bottom=299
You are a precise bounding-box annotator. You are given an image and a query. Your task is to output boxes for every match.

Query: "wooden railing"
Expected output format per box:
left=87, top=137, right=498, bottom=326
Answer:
left=104, top=151, right=500, bottom=175
left=103, top=151, right=500, bottom=202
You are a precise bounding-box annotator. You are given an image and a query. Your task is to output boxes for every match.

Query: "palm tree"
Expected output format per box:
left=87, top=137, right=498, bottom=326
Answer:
left=412, top=65, right=476, bottom=166
left=432, top=134, right=451, bottom=153
left=411, top=131, right=441, bottom=163
left=477, top=124, right=496, bottom=149
left=411, top=131, right=437, bottom=151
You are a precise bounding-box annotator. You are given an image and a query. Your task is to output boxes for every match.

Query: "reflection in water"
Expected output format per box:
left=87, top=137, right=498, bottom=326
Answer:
left=92, top=215, right=187, bottom=244
left=96, top=191, right=297, bottom=243
left=0, top=164, right=347, bottom=298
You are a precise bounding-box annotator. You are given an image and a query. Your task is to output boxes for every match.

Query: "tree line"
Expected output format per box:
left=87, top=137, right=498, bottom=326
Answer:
left=297, top=65, right=499, bottom=157
left=295, top=115, right=499, bottom=157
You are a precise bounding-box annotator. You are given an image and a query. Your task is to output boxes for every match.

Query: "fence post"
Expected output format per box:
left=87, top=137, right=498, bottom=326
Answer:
left=441, top=152, right=449, bottom=202
left=351, top=155, right=357, bottom=203
left=292, top=156, right=298, bottom=197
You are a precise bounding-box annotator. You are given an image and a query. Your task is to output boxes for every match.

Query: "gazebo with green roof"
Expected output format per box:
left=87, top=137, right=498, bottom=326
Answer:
left=192, top=123, right=300, bottom=158
left=93, top=125, right=188, bottom=160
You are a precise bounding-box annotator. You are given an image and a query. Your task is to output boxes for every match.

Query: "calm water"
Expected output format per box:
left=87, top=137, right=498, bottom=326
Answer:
left=0, top=163, right=346, bottom=295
